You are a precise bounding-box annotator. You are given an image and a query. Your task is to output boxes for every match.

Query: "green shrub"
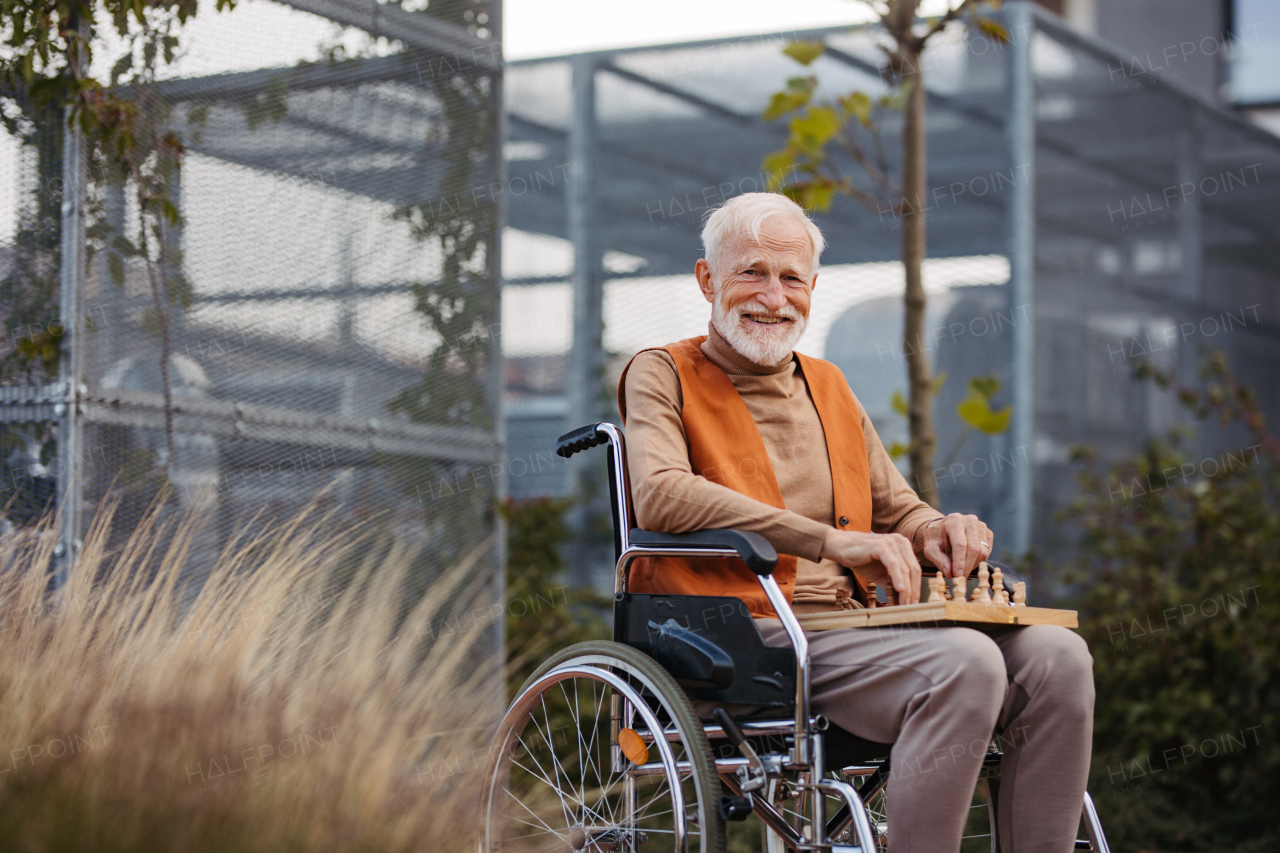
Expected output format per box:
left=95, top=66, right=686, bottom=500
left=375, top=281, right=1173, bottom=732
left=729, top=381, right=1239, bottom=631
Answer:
left=1059, top=353, right=1280, bottom=852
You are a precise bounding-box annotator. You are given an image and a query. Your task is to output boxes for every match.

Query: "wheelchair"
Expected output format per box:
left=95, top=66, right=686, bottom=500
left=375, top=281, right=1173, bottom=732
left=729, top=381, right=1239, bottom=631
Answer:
left=480, top=422, right=1111, bottom=853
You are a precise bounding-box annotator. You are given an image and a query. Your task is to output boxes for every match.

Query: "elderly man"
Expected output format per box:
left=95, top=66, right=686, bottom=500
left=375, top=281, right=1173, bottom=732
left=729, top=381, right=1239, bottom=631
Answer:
left=617, top=193, right=1094, bottom=853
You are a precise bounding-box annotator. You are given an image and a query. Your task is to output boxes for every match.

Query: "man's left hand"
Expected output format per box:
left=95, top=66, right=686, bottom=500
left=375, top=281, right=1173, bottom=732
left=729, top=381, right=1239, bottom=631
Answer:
left=920, top=513, right=994, bottom=579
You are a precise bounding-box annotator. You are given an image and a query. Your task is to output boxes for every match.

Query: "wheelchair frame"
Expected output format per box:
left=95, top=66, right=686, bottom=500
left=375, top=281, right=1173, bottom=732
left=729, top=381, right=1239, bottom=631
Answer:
left=481, top=421, right=1111, bottom=853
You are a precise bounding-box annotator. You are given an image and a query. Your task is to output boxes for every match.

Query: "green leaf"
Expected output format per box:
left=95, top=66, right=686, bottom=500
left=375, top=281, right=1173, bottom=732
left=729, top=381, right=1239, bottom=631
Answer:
left=803, top=179, right=836, bottom=213
left=763, top=90, right=809, bottom=122
left=967, top=373, right=1000, bottom=399
left=782, top=40, right=825, bottom=66
left=956, top=393, right=1012, bottom=435
left=891, top=389, right=908, bottom=418
left=110, top=52, right=133, bottom=85
left=976, top=18, right=1011, bottom=44
left=840, top=91, right=873, bottom=127
left=762, top=150, right=796, bottom=189
left=887, top=441, right=909, bottom=461
left=161, top=197, right=181, bottom=227
left=790, top=105, right=840, bottom=153
left=932, top=371, right=948, bottom=395
left=786, top=75, right=815, bottom=94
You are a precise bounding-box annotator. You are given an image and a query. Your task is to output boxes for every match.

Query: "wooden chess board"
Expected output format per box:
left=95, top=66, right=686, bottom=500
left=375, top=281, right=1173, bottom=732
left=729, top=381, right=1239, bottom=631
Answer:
left=798, top=600, right=1078, bottom=631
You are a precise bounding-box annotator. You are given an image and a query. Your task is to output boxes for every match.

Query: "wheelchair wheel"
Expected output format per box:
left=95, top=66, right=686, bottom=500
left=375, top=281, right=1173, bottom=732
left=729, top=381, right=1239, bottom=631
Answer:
left=481, top=641, right=725, bottom=853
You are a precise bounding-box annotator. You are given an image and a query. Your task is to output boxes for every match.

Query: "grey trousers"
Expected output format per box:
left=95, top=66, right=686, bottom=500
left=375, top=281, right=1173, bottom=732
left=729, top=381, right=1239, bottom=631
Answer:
left=751, top=620, right=1095, bottom=853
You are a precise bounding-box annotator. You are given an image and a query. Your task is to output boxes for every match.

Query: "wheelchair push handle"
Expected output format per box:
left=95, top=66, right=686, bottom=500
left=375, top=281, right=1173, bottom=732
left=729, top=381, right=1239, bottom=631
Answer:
left=555, top=423, right=611, bottom=458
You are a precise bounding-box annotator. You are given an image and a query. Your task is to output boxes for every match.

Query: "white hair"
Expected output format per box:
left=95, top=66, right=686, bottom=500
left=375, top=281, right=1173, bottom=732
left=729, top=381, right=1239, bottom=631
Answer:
left=700, top=192, right=825, bottom=276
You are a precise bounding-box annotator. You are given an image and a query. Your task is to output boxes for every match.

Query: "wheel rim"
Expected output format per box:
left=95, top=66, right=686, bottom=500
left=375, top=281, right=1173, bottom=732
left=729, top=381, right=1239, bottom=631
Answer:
left=482, top=662, right=711, bottom=852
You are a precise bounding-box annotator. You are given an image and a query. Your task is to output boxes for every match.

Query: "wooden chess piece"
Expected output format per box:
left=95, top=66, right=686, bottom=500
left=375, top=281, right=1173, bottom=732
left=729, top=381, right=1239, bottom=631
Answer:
left=952, top=576, right=967, bottom=602
left=866, top=582, right=879, bottom=609
left=1012, top=582, right=1027, bottom=607
left=1001, top=589, right=1010, bottom=605
left=884, top=585, right=898, bottom=606
left=977, top=563, right=992, bottom=603
left=929, top=576, right=948, bottom=602
left=991, top=567, right=1004, bottom=604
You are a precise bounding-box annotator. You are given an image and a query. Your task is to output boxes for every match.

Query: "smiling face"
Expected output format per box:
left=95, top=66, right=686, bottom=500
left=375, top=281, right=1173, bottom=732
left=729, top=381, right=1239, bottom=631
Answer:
left=696, top=214, right=818, bottom=366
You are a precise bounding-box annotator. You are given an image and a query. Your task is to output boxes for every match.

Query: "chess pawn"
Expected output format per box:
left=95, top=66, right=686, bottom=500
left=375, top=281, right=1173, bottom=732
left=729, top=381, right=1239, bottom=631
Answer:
left=866, top=582, right=879, bottom=609
left=884, top=585, right=898, bottom=606
left=1012, top=582, right=1027, bottom=607
left=1001, top=590, right=1010, bottom=605
left=930, top=576, right=948, bottom=602
left=952, top=576, right=967, bottom=602
left=991, top=567, right=1004, bottom=603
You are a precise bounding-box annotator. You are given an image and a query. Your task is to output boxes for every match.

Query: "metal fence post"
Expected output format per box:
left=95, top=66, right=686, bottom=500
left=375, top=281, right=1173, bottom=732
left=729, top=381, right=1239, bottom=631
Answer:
left=55, top=100, right=87, bottom=584
left=1006, top=1, right=1036, bottom=559
left=566, top=52, right=604, bottom=589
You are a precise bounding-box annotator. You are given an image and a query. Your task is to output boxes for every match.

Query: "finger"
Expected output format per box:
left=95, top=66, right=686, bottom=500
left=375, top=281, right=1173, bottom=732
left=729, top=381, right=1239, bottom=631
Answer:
left=893, top=536, right=921, bottom=604
left=876, top=545, right=912, bottom=605
left=897, top=536, right=921, bottom=604
left=923, top=537, right=951, bottom=577
left=968, top=518, right=991, bottom=573
left=966, top=516, right=990, bottom=575
left=947, top=517, right=971, bottom=579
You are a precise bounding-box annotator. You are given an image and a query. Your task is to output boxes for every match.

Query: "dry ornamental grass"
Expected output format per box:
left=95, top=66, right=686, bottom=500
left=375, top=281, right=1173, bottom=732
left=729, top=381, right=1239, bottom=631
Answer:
left=0, top=495, right=500, bottom=852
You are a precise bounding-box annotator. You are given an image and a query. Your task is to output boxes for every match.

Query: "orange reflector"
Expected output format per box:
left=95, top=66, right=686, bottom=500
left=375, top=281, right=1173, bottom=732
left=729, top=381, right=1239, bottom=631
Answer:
left=618, top=728, right=649, bottom=765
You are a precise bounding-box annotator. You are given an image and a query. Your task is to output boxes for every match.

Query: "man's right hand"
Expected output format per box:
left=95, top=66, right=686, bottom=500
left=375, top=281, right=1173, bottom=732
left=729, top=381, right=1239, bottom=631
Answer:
left=820, top=528, right=922, bottom=605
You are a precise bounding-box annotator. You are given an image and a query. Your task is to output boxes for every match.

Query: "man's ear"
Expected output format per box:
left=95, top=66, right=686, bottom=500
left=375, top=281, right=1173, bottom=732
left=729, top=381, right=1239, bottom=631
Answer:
left=811, top=272, right=818, bottom=293
left=695, top=259, right=716, bottom=304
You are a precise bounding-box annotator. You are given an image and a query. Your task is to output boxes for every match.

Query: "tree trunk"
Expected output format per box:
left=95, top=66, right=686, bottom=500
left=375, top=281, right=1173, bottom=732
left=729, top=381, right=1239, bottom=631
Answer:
left=899, top=43, right=939, bottom=508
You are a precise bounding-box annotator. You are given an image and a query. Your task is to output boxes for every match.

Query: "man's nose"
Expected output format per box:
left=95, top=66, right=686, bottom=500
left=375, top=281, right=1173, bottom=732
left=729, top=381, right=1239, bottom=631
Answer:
left=755, top=275, right=786, bottom=310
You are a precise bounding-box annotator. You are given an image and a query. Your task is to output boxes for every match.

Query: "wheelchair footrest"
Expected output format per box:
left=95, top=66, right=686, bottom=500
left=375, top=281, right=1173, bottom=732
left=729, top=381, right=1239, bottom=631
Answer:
left=717, top=795, right=753, bottom=822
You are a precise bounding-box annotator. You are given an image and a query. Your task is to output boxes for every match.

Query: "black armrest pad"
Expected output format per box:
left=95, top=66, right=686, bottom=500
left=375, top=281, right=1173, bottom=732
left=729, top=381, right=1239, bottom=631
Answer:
left=629, top=528, right=779, bottom=576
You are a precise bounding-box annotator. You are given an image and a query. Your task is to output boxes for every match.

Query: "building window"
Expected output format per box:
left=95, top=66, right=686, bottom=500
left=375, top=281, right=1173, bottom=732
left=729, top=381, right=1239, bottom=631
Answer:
left=1228, top=0, right=1280, bottom=105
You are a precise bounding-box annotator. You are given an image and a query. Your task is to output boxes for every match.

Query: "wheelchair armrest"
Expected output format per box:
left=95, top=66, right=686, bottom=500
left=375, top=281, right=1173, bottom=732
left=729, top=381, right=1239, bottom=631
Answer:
left=628, top=529, right=779, bottom=576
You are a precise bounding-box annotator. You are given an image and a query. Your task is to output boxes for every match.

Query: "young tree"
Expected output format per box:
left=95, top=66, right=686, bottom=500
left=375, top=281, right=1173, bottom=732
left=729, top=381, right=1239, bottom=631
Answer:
left=764, top=0, right=1008, bottom=508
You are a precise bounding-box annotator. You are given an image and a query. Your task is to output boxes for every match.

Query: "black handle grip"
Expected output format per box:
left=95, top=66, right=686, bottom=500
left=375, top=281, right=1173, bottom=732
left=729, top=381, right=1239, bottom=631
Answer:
left=555, top=423, right=609, bottom=458
left=628, top=528, right=779, bottom=576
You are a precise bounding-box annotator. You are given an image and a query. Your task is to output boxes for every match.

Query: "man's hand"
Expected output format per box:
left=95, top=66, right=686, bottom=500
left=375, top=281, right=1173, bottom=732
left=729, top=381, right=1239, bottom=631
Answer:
left=921, top=513, right=994, bottom=580
left=820, top=528, right=922, bottom=605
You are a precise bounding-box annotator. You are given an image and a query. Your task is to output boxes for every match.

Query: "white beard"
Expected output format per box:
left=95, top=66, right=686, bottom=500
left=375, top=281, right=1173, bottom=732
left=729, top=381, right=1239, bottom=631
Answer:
left=712, top=297, right=807, bottom=366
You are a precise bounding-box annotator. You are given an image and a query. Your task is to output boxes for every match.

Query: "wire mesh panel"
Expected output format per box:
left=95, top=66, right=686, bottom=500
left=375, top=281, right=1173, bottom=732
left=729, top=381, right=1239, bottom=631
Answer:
left=0, top=1, right=505, bottom=654
left=1029, top=11, right=1280, bottom=557
left=503, top=12, right=1280, bottom=587
left=504, top=23, right=1021, bottom=586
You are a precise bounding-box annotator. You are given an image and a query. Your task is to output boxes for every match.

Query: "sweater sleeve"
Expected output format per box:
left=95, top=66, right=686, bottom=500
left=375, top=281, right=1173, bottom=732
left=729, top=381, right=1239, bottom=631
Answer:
left=623, top=350, right=832, bottom=562
left=856, top=395, right=945, bottom=560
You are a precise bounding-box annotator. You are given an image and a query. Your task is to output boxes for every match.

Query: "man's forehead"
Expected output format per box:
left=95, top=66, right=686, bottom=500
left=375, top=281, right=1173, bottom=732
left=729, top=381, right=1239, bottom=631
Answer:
left=722, top=230, right=813, bottom=267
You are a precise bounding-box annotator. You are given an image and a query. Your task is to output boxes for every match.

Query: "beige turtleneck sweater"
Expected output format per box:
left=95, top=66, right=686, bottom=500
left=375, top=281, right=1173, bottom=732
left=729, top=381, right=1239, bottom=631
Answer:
left=622, top=323, right=943, bottom=613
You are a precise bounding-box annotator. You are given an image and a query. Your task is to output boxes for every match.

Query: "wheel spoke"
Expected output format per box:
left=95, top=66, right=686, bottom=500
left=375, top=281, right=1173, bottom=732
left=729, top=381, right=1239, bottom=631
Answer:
left=484, top=656, right=718, bottom=853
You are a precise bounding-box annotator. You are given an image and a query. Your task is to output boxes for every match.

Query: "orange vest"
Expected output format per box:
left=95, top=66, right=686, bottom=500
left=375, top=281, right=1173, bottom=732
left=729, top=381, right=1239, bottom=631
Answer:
left=617, top=336, right=873, bottom=618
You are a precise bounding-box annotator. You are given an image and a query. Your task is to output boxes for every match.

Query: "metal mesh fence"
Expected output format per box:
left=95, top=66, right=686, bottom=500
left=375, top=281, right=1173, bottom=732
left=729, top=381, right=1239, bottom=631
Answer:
left=0, top=1, right=505, bottom=647
left=1029, top=12, right=1280, bottom=558
left=502, top=6, right=1280, bottom=589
